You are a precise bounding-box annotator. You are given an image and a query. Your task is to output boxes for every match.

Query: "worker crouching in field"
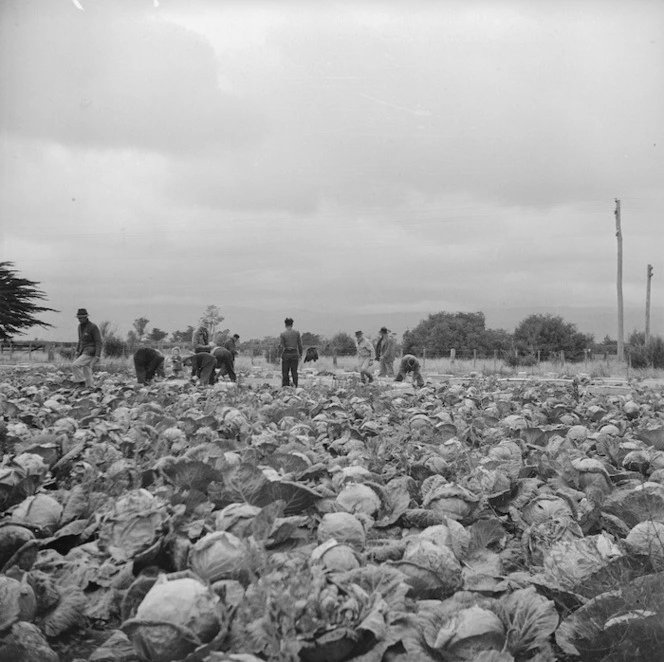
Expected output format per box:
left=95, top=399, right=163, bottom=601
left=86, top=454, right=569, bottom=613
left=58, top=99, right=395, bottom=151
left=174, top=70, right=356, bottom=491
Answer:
left=183, top=352, right=216, bottom=385
left=395, top=354, right=424, bottom=388
left=212, top=346, right=237, bottom=382
left=133, top=347, right=166, bottom=384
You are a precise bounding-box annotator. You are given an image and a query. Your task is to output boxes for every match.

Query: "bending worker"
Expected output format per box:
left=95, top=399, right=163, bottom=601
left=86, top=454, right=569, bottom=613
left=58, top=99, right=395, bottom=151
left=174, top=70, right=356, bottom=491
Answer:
left=183, top=352, right=216, bottom=385
left=212, top=346, right=237, bottom=382
left=395, top=354, right=424, bottom=388
left=133, top=347, right=165, bottom=384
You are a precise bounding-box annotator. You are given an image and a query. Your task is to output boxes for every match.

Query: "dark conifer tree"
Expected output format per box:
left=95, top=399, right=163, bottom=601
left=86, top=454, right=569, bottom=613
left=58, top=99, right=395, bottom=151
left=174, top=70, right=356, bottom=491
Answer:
left=0, top=262, right=57, bottom=340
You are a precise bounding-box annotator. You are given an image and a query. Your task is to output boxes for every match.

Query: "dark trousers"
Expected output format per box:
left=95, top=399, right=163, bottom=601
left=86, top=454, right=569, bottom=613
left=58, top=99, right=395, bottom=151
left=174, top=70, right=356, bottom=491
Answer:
left=282, top=352, right=299, bottom=387
left=216, top=359, right=237, bottom=382
left=192, top=355, right=216, bottom=385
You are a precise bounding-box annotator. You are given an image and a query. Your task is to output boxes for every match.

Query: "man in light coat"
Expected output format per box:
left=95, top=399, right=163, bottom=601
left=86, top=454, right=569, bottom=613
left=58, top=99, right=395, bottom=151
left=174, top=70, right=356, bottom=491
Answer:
left=72, top=308, right=102, bottom=388
left=354, top=330, right=375, bottom=384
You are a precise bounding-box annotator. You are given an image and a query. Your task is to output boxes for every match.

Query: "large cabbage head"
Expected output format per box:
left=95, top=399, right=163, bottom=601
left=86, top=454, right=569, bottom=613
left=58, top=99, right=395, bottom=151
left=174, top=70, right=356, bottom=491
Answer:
left=522, top=495, right=574, bottom=526
left=123, top=574, right=223, bottom=662
left=317, top=512, right=366, bottom=550
left=11, top=494, right=63, bottom=534
left=311, top=539, right=360, bottom=573
left=188, top=531, right=248, bottom=583
left=422, top=484, right=479, bottom=522
left=426, top=605, right=505, bottom=658
left=418, top=520, right=471, bottom=561
left=625, top=520, right=664, bottom=568
left=97, top=489, right=169, bottom=562
left=335, top=483, right=381, bottom=516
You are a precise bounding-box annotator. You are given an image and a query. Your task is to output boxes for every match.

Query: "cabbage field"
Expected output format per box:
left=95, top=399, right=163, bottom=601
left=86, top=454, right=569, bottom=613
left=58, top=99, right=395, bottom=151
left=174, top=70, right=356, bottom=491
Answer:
left=1, top=365, right=664, bottom=662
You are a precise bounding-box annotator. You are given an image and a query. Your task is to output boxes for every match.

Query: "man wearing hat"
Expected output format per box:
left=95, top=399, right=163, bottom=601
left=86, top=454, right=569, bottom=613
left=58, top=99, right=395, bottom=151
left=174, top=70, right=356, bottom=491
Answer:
left=72, top=308, right=103, bottom=388
left=354, top=330, right=375, bottom=384
left=376, top=327, right=397, bottom=377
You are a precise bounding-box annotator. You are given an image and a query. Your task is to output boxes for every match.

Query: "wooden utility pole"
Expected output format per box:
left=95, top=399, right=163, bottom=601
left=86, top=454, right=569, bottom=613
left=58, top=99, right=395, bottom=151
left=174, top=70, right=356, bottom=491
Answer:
left=615, top=199, right=624, bottom=361
left=646, top=263, right=654, bottom=345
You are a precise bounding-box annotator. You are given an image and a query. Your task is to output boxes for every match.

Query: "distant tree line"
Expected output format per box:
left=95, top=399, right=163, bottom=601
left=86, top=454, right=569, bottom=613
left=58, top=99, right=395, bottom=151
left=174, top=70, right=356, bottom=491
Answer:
left=3, top=262, right=662, bottom=368
left=403, top=311, right=593, bottom=364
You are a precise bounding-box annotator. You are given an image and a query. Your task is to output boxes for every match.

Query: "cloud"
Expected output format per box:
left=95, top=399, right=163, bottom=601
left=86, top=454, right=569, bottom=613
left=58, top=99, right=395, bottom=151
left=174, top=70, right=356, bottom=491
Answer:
left=0, top=0, right=265, bottom=153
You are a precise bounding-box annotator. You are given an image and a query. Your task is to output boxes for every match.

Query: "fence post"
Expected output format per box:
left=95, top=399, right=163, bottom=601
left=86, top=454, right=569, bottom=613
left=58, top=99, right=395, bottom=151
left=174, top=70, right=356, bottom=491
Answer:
left=450, top=348, right=455, bottom=366
left=560, top=350, right=565, bottom=364
left=473, top=349, right=477, bottom=369
left=493, top=349, right=497, bottom=373
left=537, top=350, right=541, bottom=364
left=422, top=348, right=426, bottom=369
left=333, top=348, right=337, bottom=368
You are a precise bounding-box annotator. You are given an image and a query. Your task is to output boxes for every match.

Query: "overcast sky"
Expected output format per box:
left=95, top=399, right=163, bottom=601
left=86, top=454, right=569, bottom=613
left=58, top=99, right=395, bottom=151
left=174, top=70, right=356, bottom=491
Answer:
left=1, top=0, right=662, bottom=341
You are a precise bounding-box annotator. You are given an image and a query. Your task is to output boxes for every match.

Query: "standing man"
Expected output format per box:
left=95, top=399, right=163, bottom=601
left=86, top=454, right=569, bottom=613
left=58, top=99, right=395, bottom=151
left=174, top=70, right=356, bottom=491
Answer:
left=376, top=327, right=397, bottom=377
left=133, top=347, right=165, bottom=384
left=212, top=346, right=237, bottom=382
left=395, top=354, right=424, bottom=388
left=192, top=325, right=211, bottom=354
left=278, top=317, right=303, bottom=387
left=224, top=333, right=240, bottom=358
left=183, top=352, right=216, bottom=385
left=355, top=330, right=375, bottom=384
left=72, top=308, right=102, bottom=389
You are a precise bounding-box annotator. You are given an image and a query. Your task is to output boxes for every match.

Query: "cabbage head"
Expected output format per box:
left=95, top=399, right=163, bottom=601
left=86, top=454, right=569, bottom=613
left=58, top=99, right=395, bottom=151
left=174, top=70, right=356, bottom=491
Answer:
left=625, top=520, right=664, bottom=567
left=335, top=483, right=381, bottom=516
left=188, top=531, right=248, bottom=583
left=97, top=489, right=169, bottom=562
left=11, top=494, right=63, bottom=533
left=317, top=512, right=366, bottom=550
left=123, top=574, right=223, bottom=662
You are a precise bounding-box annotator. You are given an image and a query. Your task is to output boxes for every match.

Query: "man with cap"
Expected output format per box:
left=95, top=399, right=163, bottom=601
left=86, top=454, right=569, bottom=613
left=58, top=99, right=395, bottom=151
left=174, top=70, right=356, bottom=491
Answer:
left=133, top=347, right=165, bottom=384
left=354, top=330, right=375, bottom=384
left=376, top=327, right=397, bottom=377
left=72, top=308, right=103, bottom=389
left=278, top=317, right=303, bottom=387
left=395, top=354, right=425, bottom=388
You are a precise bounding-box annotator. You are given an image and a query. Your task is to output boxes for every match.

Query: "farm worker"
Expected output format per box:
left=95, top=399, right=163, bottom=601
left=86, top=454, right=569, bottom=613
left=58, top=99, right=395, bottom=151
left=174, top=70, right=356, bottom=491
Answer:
left=212, top=346, right=237, bottom=382
left=304, top=346, right=319, bottom=364
left=278, top=317, right=303, bottom=387
left=72, top=308, right=102, bottom=389
left=355, top=330, right=375, bottom=384
left=133, top=347, right=165, bottom=384
left=375, top=327, right=397, bottom=377
left=169, top=347, right=184, bottom=376
left=192, top=325, right=211, bottom=354
left=395, top=354, right=424, bottom=388
left=183, top=352, right=216, bottom=385
left=224, top=333, right=240, bottom=358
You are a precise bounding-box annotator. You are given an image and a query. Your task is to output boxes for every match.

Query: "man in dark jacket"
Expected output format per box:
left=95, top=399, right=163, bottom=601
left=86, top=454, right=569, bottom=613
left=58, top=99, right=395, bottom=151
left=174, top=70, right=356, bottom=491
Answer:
left=376, top=327, right=397, bottom=377
left=133, top=347, right=165, bottom=384
left=395, top=354, right=424, bottom=388
left=223, top=333, right=240, bottom=358
left=212, top=346, right=237, bottom=382
left=183, top=352, right=216, bottom=385
left=72, top=308, right=102, bottom=388
left=278, top=317, right=303, bottom=387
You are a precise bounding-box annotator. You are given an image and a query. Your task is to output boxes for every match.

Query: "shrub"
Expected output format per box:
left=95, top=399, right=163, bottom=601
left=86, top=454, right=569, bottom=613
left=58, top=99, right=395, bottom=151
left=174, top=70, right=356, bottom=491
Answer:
left=104, top=334, right=128, bottom=358
left=627, top=334, right=664, bottom=369
left=504, top=353, right=537, bottom=368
